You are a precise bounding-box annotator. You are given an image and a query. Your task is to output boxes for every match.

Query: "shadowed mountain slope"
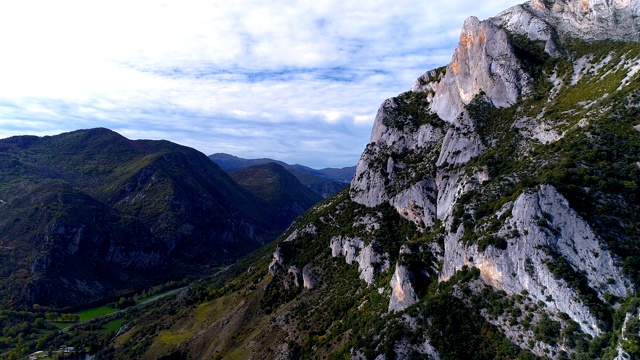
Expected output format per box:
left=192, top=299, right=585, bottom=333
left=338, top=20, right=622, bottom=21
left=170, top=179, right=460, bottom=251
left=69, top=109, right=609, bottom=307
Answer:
left=0, top=128, right=290, bottom=309
left=229, top=162, right=323, bottom=222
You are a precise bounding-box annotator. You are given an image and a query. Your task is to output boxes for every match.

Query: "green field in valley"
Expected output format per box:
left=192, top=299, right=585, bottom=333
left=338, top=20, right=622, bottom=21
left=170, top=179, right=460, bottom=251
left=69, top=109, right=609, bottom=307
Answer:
left=102, top=319, right=125, bottom=332
left=75, top=306, right=119, bottom=322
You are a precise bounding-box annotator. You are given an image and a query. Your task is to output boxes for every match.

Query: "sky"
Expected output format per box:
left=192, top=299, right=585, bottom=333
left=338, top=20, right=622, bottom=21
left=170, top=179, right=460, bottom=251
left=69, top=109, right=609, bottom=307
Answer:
left=0, top=0, right=523, bottom=169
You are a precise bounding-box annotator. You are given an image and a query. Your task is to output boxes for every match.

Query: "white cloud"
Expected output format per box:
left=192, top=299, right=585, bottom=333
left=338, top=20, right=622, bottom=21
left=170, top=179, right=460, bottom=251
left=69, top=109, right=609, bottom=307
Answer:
left=354, top=114, right=376, bottom=125
left=0, top=0, right=523, bottom=168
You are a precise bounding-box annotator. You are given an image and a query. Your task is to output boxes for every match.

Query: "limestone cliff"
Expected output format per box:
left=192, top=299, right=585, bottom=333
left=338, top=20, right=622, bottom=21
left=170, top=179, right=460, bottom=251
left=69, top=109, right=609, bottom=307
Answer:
left=347, top=0, right=640, bottom=356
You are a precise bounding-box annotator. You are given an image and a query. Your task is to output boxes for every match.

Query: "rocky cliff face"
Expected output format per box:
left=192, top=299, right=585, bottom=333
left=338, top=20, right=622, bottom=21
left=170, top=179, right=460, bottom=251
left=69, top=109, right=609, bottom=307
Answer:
left=498, top=0, right=640, bottom=43
left=351, top=0, right=639, bottom=355
left=440, top=184, right=631, bottom=337
left=431, top=16, right=532, bottom=122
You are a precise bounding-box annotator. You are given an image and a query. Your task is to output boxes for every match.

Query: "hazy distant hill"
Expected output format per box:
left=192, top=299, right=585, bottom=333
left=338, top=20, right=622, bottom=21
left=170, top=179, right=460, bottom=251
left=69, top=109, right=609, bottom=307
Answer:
left=208, top=153, right=288, bottom=171
left=0, top=128, right=296, bottom=309
left=229, top=162, right=323, bottom=223
left=209, top=152, right=355, bottom=197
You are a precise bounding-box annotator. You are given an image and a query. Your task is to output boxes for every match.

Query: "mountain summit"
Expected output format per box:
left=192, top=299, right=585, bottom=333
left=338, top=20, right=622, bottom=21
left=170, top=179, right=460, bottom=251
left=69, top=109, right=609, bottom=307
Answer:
left=107, top=1, right=640, bottom=359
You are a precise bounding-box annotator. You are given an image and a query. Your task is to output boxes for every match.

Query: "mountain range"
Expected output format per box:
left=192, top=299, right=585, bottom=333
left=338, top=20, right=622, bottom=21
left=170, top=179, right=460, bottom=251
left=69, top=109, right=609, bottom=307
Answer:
left=2, top=0, right=640, bottom=358
left=100, top=0, right=640, bottom=359
left=0, top=128, right=322, bottom=309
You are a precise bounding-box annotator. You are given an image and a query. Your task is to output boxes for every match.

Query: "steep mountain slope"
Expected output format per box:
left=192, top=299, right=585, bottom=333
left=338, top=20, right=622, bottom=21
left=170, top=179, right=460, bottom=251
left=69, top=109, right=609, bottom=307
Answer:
left=209, top=152, right=355, bottom=198
left=229, top=163, right=323, bottom=222
left=105, top=1, right=640, bottom=359
left=0, top=128, right=289, bottom=309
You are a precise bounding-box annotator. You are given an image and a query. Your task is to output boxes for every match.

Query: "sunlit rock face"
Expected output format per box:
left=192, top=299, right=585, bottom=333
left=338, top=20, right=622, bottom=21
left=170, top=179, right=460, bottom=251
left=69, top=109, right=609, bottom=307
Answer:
left=430, top=16, right=532, bottom=123
left=389, top=264, right=419, bottom=313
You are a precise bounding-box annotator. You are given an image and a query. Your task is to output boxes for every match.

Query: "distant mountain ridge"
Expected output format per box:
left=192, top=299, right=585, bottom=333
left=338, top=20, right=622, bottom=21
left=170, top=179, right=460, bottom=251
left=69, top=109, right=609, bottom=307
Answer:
left=209, top=152, right=356, bottom=198
left=228, top=162, right=323, bottom=223
left=208, top=152, right=355, bottom=181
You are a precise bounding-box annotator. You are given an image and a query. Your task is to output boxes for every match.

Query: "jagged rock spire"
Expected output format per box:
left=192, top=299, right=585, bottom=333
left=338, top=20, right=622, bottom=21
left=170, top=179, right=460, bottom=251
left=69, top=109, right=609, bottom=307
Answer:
left=430, top=16, right=531, bottom=122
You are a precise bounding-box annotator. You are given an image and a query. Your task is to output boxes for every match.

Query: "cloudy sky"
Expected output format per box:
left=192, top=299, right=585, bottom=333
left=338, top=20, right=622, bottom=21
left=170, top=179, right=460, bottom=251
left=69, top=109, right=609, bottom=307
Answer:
left=0, top=0, right=522, bottom=169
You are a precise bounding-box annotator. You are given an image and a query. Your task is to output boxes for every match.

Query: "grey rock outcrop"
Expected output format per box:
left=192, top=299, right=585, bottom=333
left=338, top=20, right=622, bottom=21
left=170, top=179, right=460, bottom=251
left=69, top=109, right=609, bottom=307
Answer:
left=429, top=16, right=532, bottom=123
left=330, top=236, right=390, bottom=285
left=287, top=266, right=303, bottom=288
left=330, top=236, right=365, bottom=264
left=389, top=179, right=437, bottom=229
left=351, top=97, right=445, bottom=209
left=495, top=0, right=640, bottom=45
left=440, top=185, right=632, bottom=336
left=411, top=68, right=445, bottom=95
left=302, top=264, right=317, bottom=290
left=268, top=246, right=319, bottom=290
left=615, top=310, right=640, bottom=360
left=284, top=224, right=317, bottom=243
left=435, top=168, right=488, bottom=221
left=105, top=247, right=163, bottom=270
left=435, top=119, right=484, bottom=167
left=268, top=245, right=286, bottom=275
left=29, top=255, right=51, bottom=274
left=389, top=264, right=419, bottom=312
